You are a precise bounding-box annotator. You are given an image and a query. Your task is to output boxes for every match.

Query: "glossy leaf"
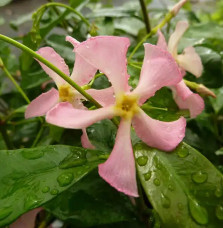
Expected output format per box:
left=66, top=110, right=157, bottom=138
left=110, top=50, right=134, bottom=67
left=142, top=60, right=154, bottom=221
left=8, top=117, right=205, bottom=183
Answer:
left=135, top=142, right=223, bottom=228
left=0, top=145, right=106, bottom=226
left=45, top=170, right=143, bottom=227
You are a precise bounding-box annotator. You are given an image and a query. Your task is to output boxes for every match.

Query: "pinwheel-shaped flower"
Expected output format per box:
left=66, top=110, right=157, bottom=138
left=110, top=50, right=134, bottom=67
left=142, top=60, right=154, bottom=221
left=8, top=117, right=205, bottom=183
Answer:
left=25, top=36, right=115, bottom=148
left=157, top=21, right=204, bottom=118
left=46, top=36, right=186, bottom=197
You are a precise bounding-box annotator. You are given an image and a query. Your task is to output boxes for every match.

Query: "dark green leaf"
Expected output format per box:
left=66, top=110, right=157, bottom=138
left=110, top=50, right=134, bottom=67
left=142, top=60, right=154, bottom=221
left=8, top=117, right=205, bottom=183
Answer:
left=135, top=142, right=223, bottom=227
left=209, top=87, right=223, bottom=114
left=0, top=145, right=106, bottom=226
left=45, top=170, right=142, bottom=227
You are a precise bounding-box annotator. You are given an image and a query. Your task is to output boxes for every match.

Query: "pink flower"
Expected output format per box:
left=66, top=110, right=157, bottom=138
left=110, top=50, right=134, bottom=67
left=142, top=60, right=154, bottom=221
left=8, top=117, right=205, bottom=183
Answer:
left=46, top=36, right=186, bottom=197
left=25, top=36, right=115, bottom=148
left=157, top=21, right=204, bottom=118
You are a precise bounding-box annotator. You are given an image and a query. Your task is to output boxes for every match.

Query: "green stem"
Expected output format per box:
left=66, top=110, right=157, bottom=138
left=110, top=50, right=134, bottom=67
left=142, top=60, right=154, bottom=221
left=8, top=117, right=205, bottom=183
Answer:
left=31, top=123, right=45, bottom=148
left=139, top=0, right=151, bottom=33
left=129, top=63, right=142, bottom=70
left=0, top=121, right=13, bottom=149
left=0, top=34, right=102, bottom=109
left=0, top=58, right=30, bottom=104
left=34, top=2, right=90, bottom=28
left=128, top=11, right=173, bottom=61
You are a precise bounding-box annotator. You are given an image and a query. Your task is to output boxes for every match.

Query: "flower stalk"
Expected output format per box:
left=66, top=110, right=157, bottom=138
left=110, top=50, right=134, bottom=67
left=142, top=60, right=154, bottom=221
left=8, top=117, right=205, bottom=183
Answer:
left=139, top=0, right=151, bottom=33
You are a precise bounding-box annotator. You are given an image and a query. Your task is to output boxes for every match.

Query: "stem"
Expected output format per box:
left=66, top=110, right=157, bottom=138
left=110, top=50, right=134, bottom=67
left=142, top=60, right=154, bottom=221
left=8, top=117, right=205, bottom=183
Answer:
left=0, top=58, right=30, bottom=104
left=0, top=121, right=13, bottom=149
left=32, top=124, right=45, bottom=148
left=34, top=2, right=90, bottom=28
left=183, top=79, right=198, bottom=91
left=0, top=34, right=102, bottom=109
left=139, top=0, right=151, bottom=33
left=128, top=11, right=173, bottom=61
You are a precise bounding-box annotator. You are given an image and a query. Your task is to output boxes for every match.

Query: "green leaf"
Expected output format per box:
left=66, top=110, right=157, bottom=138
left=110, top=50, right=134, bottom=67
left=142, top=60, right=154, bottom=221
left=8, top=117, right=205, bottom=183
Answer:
left=209, top=87, right=223, bottom=114
left=45, top=170, right=141, bottom=227
left=135, top=142, right=223, bottom=227
left=87, top=119, right=116, bottom=153
left=0, top=0, right=12, bottom=7
left=0, top=145, right=106, bottom=226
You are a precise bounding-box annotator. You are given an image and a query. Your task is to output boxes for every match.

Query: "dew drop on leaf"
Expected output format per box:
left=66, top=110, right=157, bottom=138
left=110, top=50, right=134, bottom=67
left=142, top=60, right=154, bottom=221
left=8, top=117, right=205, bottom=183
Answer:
left=24, top=195, right=43, bottom=210
left=143, top=171, right=152, bottom=181
left=153, top=178, right=160, bottom=186
left=137, top=156, right=148, bottom=166
left=215, top=188, right=223, bottom=198
left=161, top=193, right=170, bottom=208
left=50, top=189, right=59, bottom=195
left=42, top=186, right=50, bottom=193
left=57, top=173, right=74, bottom=187
left=189, top=198, right=208, bottom=225
left=22, top=149, right=44, bottom=160
left=216, top=205, right=223, bottom=220
left=168, top=183, right=174, bottom=191
left=0, top=208, right=12, bottom=221
left=177, top=145, right=189, bottom=158
left=191, top=171, right=208, bottom=184
left=178, top=203, right=184, bottom=210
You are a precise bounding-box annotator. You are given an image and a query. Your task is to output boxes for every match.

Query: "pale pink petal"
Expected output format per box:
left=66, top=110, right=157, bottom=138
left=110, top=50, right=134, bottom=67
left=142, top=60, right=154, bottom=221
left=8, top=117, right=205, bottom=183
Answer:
left=98, top=119, right=138, bottom=197
left=46, top=102, right=115, bottom=129
left=177, top=46, right=203, bottom=77
left=170, top=0, right=187, bottom=16
left=157, top=30, right=168, bottom=50
left=10, top=208, right=42, bottom=228
left=81, top=128, right=95, bottom=149
left=66, top=36, right=97, bottom=85
left=36, top=47, right=69, bottom=87
left=25, top=88, right=59, bottom=118
left=66, top=36, right=80, bottom=48
left=133, top=44, right=182, bottom=104
left=168, top=21, right=189, bottom=57
left=132, top=109, right=186, bottom=151
left=87, top=87, right=115, bottom=107
left=75, top=36, right=130, bottom=95
left=172, top=81, right=204, bottom=118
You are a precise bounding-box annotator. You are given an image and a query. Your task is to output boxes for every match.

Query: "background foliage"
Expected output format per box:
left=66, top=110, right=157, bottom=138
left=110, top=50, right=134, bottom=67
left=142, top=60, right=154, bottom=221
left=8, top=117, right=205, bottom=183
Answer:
left=0, top=0, right=222, bottom=227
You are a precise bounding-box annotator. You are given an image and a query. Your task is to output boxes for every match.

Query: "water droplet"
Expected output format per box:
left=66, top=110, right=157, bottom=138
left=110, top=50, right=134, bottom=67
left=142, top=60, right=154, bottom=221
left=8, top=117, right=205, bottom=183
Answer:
left=177, top=145, right=189, bottom=158
left=42, top=186, right=50, bottom=193
left=57, top=173, right=74, bottom=187
left=22, top=149, right=44, bottom=160
left=161, top=194, right=170, bottom=208
left=189, top=198, right=208, bottom=225
left=178, top=203, right=184, bottom=210
left=168, top=184, right=174, bottom=191
left=154, top=157, right=162, bottom=169
left=215, top=188, right=223, bottom=198
left=0, top=208, right=12, bottom=221
left=192, top=171, right=208, bottom=184
left=50, top=189, right=59, bottom=195
left=59, top=151, right=87, bottom=169
left=137, top=156, right=148, bottom=166
left=143, top=171, right=152, bottom=181
left=153, top=178, right=160, bottom=186
left=24, top=195, right=43, bottom=210
left=216, top=205, right=223, bottom=220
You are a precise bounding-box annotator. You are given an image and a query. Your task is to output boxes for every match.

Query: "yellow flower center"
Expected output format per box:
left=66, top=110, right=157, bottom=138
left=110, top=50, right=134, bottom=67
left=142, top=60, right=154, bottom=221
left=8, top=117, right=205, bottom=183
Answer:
left=58, top=84, right=75, bottom=103
left=114, top=93, right=140, bottom=120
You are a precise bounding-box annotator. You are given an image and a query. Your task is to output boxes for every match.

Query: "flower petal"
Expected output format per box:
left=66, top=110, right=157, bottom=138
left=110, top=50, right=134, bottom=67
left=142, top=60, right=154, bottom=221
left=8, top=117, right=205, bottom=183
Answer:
left=36, top=47, right=70, bottom=87
left=172, top=81, right=204, bottom=118
left=66, top=36, right=97, bottom=85
left=25, top=88, right=59, bottom=118
left=46, top=102, right=115, bottom=129
left=168, top=21, right=189, bottom=57
left=87, top=87, right=115, bottom=107
left=157, top=30, right=168, bottom=50
left=75, top=36, right=130, bottom=95
left=133, top=44, right=182, bottom=104
left=98, top=119, right=138, bottom=197
left=81, top=128, right=95, bottom=149
left=10, top=208, right=42, bottom=228
left=132, top=109, right=186, bottom=151
left=177, top=46, right=203, bottom=77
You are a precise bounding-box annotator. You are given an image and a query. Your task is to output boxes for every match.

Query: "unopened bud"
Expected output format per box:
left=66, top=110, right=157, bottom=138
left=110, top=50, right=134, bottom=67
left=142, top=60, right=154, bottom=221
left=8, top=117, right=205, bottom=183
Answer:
left=198, top=84, right=216, bottom=98
left=171, top=0, right=188, bottom=16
